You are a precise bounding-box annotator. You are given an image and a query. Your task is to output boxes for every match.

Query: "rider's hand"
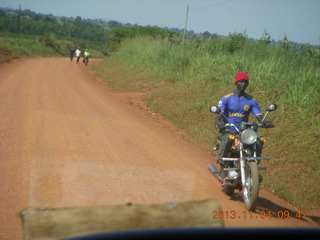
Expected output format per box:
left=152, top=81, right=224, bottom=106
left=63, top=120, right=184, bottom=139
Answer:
left=216, top=120, right=225, bottom=129
left=214, top=114, right=225, bottom=129
left=262, top=120, right=274, bottom=128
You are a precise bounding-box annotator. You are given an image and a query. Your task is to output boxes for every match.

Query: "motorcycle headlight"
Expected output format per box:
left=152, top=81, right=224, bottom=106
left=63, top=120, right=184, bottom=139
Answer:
left=241, top=129, right=258, bottom=145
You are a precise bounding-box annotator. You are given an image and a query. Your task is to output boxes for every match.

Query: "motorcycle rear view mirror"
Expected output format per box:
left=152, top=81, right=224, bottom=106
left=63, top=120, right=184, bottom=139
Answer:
left=266, top=104, right=277, bottom=112
left=210, top=106, right=221, bottom=113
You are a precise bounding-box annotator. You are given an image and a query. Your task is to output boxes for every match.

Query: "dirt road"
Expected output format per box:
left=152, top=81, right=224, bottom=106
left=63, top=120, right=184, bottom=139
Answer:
left=0, top=58, right=318, bottom=239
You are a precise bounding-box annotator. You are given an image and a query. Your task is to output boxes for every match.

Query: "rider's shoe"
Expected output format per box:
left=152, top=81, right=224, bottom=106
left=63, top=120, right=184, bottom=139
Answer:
left=213, top=142, right=220, bottom=151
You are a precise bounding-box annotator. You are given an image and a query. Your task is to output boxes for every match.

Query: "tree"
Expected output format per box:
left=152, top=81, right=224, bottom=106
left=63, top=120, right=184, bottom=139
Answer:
left=74, top=16, right=82, bottom=24
left=202, top=31, right=212, bottom=39
left=282, top=33, right=289, bottom=50
left=224, top=31, right=248, bottom=54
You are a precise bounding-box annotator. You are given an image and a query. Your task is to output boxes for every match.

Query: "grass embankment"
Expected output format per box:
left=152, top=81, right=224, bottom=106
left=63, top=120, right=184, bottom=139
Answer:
left=94, top=36, right=320, bottom=212
left=0, top=32, right=107, bottom=63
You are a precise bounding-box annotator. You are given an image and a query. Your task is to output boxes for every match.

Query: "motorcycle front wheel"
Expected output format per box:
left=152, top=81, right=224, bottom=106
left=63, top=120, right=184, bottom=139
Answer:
left=243, top=161, right=259, bottom=211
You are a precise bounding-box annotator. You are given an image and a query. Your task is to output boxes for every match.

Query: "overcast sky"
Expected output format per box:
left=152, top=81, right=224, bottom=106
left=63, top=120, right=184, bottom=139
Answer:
left=1, top=0, right=319, bottom=45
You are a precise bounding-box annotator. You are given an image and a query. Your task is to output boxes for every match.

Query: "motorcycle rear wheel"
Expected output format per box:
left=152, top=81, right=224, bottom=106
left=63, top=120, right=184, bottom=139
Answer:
left=243, top=161, right=259, bottom=211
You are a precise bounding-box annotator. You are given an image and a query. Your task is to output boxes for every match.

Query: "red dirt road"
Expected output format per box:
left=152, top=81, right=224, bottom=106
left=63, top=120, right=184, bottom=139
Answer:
left=0, top=58, right=318, bottom=239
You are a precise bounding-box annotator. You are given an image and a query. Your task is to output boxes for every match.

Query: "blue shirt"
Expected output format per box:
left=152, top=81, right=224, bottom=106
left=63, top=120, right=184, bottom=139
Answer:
left=217, top=92, right=262, bottom=132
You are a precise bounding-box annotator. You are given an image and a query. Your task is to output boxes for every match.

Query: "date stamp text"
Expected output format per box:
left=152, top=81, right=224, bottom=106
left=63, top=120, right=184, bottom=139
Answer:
left=212, top=210, right=308, bottom=220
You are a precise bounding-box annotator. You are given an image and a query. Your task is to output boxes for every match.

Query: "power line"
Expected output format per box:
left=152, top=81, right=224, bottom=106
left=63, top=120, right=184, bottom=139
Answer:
left=163, top=0, right=235, bottom=33
left=167, top=0, right=235, bottom=28
left=190, top=0, right=235, bottom=10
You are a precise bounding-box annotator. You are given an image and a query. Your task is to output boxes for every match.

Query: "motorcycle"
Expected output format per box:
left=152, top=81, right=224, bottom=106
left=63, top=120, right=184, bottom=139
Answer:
left=83, top=56, right=89, bottom=66
left=208, top=104, right=277, bottom=211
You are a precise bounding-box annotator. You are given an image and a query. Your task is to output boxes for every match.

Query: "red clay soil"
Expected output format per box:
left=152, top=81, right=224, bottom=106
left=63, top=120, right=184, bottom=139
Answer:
left=0, top=58, right=318, bottom=239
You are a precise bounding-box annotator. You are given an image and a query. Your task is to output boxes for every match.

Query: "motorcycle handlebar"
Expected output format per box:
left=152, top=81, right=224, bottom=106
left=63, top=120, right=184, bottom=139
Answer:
left=220, top=122, right=274, bottom=131
left=219, top=123, right=240, bottom=132
left=258, top=123, right=275, bottom=128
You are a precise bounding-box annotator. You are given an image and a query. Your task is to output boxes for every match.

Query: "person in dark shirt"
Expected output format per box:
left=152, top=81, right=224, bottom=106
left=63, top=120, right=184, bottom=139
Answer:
left=69, top=47, right=75, bottom=62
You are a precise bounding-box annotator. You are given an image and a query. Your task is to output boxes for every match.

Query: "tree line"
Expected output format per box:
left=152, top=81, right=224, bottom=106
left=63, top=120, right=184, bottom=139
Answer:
left=1, top=7, right=318, bottom=58
left=0, top=8, right=108, bottom=42
left=0, top=7, right=180, bottom=48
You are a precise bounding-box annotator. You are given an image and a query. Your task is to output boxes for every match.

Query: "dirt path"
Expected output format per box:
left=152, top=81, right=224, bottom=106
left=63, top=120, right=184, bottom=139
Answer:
left=0, top=58, right=318, bottom=239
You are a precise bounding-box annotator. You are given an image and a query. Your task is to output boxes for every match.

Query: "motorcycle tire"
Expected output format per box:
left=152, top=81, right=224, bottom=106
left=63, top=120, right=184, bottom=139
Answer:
left=243, top=161, right=259, bottom=211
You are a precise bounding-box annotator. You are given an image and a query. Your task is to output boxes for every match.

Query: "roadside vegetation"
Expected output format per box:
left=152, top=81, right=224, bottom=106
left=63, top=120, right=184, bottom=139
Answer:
left=94, top=31, right=320, bottom=212
left=0, top=7, right=180, bottom=62
left=0, top=7, right=109, bottom=62
left=0, top=32, right=107, bottom=62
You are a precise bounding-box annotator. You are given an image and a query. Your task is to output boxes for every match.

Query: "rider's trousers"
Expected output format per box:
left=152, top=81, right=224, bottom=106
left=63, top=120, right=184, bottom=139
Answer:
left=215, top=129, right=263, bottom=166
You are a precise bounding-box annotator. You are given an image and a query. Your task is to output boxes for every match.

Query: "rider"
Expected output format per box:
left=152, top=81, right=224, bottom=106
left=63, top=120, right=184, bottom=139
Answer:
left=214, top=72, right=274, bottom=179
left=83, top=49, right=90, bottom=64
left=69, top=47, right=75, bottom=62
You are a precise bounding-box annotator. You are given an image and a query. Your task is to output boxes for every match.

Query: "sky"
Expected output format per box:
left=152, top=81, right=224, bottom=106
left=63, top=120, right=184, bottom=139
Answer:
left=0, top=0, right=319, bottom=45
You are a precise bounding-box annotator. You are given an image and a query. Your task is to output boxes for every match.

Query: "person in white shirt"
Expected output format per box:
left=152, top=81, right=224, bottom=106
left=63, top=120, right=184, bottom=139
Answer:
left=75, top=47, right=81, bottom=64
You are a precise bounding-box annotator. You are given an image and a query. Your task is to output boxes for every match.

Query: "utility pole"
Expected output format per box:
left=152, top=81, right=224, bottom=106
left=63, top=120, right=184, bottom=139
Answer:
left=183, top=4, right=189, bottom=43
left=17, top=4, right=21, bottom=33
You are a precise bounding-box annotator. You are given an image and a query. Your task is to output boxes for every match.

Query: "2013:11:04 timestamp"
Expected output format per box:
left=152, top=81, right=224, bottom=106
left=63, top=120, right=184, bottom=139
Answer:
left=212, top=210, right=307, bottom=220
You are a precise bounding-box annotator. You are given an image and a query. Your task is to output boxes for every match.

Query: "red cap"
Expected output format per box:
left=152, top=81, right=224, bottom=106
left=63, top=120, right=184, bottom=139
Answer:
left=234, top=72, right=249, bottom=84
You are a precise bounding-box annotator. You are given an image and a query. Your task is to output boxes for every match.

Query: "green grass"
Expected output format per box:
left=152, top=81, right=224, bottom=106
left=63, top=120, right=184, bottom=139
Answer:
left=94, top=36, right=320, bottom=212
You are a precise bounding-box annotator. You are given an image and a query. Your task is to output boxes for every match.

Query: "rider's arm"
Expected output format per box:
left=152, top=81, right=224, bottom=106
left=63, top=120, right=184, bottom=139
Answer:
left=256, top=115, right=263, bottom=123
left=215, top=96, right=228, bottom=128
left=215, top=113, right=225, bottom=128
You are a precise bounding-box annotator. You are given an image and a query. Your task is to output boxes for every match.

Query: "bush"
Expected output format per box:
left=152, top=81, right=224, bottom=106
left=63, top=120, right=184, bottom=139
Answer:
left=106, top=26, right=178, bottom=51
